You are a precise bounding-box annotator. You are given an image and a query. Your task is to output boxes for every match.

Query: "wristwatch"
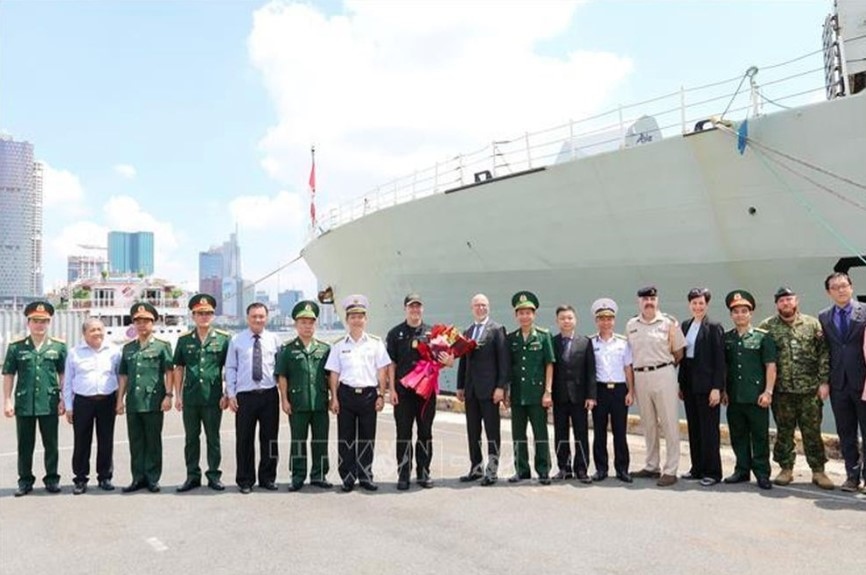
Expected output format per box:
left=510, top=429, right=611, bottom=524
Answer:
left=165, top=393, right=174, bottom=398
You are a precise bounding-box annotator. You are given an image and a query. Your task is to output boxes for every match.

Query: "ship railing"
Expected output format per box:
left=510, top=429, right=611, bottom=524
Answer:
left=318, top=48, right=830, bottom=233
left=70, top=297, right=187, bottom=310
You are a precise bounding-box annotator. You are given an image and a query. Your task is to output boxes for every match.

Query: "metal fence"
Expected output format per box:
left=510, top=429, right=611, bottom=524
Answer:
left=0, top=310, right=89, bottom=361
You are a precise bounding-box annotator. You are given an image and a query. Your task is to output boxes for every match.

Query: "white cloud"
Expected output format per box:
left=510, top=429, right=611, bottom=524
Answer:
left=41, top=162, right=84, bottom=208
left=228, top=189, right=306, bottom=231
left=248, top=0, right=633, bottom=203
left=113, top=164, right=137, bottom=179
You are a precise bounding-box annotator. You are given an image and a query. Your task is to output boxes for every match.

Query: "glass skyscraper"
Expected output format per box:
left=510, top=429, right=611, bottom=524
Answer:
left=0, top=137, right=43, bottom=297
left=107, top=231, right=155, bottom=275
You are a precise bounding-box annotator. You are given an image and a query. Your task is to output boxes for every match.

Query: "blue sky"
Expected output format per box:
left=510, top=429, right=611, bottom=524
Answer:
left=0, top=0, right=830, bottom=298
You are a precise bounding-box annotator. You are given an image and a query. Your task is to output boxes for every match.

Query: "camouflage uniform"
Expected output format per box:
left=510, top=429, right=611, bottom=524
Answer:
left=758, top=313, right=829, bottom=471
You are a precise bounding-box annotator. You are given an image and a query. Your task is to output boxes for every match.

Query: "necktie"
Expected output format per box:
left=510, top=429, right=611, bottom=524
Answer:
left=838, top=307, right=849, bottom=337
left=472, top=323, right=483, bottom=340
left=562, top=337, right=572, bottom=356
left=252, top=334, right=263, bottom=382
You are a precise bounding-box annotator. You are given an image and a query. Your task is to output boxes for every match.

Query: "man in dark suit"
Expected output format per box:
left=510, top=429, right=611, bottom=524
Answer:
left=551, top=305, right=597, bottom=483
left=456, top=293, right=510, bottom=486
left=678, top=288, right=726, bottom=486
left=818, top=272, right=866, bottom=492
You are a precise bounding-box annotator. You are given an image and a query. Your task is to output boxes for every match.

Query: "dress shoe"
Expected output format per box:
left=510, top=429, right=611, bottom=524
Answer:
left=176, top=479, right=201, bottom=493
left=508, top=474, right=530, bottom=483
left=575, top=472, right=592, bottom=484
left=396, top=480, right=410, bottom=491
left=680, top=470, right=702, bottom=481
left=616, top=472, right=633, bottom=484
left=756, top=477, right=773, bottom=490
left=699, top=477, right=719, bottom=487
left=811, top=471, right=834, bottom=490
left=340, top=481, right=355, bottom=492
left=147, top=483, right=161, bottom=493
left=459, top=472, right=483, bottom=483
left=208, top=480, right=225, bottom=491
left=14, top=485, right=32, bottom=497
left=480, top=475, right=497, bottom=486
left=553, top=470, right=574, bottom=481
left=632, top=468, right=661, bottom=479
left=98, top=480, right=115, bottom=491
left=417, top=477, right=434, bottom=489
left=591, top=471, right=608, bottom=482
left=538, top=475, right=551, bottom=485
left=287, top=483, right=304, bottom=492
left=261, top=482, right=279, bottom=491
left=840, top=478, right=860, bottom=493
left=773, top=468, right=793, bottom=486
left=724, top=472, right=750, bottom=484
left=73, top=482, right=87, bottom=495
left=122, top=481, right=146, bottom=493
left=310, top=479, right=332, bottom=489
left=239, top=485, right=252, bottom=494
left=359, top=481, right=379, bottom=492
left=656, top=474, right=678, bottom=487
left=45, top=483, right=61, bottom=494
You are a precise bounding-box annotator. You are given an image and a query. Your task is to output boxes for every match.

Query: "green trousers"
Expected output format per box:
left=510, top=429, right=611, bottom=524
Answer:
left=511, top=404, right=551, bottom=477
left=16, top=415, right=59, bottom=488
left=182, top=404, right=223, bottom=482
left=289, top=410, right=330, bottom=485
left=771, top=392, right=827, bottom=471
left=127, top=411, right=164, bottom=485
left=727, top=402, right=771, bottom=479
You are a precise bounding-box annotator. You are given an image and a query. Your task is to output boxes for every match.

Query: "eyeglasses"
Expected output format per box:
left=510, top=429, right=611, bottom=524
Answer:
left=828, top=283, right=851, bottom=291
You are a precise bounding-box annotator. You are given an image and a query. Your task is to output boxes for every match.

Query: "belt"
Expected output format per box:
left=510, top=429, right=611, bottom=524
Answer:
left=599, top=382, right=626, bottom=389
left=340, top=383, right=376, bottom=394
left=633, top=362, right=673, bottom=373
left=76, top=393, right=114, bottom=400
left=239, top=387, right=276, bottom=395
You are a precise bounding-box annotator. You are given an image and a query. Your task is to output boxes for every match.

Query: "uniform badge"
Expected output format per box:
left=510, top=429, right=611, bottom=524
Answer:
left=36, top=304, right=45, bottom=312
left=138, top=305, right=146, bottom=314
left=733, top=293, right=742, bottom=303
left=519, top=294, right=527, bottom=303
left=412, top=340, right=418, bottom=349
left=200, top=297, right=207, bottom=305
left=305, top=303, right=312, bottom=312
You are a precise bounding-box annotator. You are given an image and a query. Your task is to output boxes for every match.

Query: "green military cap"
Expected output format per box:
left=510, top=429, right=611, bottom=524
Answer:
left=512, top=291, right=539, bottom=310
left=189, top=293, right=216, bottom=313
left=24, top=300, right=54, bottom=319
left=774, top=286, right=796, bottom=302
left=292, top=300, right=320, bottom=320
left=131, top=301, right=159, bottom=321
left=725, top=290, right=755, bottom=310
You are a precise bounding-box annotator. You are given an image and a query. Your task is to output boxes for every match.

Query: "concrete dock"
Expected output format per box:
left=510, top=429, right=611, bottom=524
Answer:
left=0, top=406, right=862, bottom=575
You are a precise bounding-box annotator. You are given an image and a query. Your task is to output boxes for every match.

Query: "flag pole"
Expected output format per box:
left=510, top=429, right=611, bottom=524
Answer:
left=309, top=145, right=317, bottom=233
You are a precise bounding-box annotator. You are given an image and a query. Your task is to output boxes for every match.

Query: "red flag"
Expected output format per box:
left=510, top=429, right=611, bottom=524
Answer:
left=309, top=147, right=316, bottom=225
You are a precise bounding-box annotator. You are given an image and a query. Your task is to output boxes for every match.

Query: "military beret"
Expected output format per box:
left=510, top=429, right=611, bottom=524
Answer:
left=637, top=286, right=658, bottom=297
left=131, top=302, right=159, bottom=321
left=24, top=301, right=54, bottom=319
left=591, top=298, right=618, bottom=317
left=774, top=286, right=796, bottom=302
left=725, top=290, right=755, bottom=310
left=292, top=300, right=319, bottom=320
left=512, top=291, right=539, bottom=311
left=189, top=293, right=216, bottom=312
left=404, top=293, right=423, bottom=306
left=342, top=294, right=368, bottom=315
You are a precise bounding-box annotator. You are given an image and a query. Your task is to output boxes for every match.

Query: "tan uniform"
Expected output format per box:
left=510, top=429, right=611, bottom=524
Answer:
left=626, top=312, right=686, bottom=476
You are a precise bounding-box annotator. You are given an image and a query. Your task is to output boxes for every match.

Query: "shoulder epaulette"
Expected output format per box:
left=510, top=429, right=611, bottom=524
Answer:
left=314, top=337, right=330, bottom=346
left=589, top=332, right=599, bottom=339
left=535, top=326, right=549, bottom=333
left=754, top=327, right=769, bottom=334
left=214, top=329, right=232, bottom=336
left=662, top=313, right=679, bottom=323
left=367, top=334, right=382, bottom=341
left=49, top=336, right=66, bottom=343
left=178, top=330, right=194, bottom=338
left=8, top=336, right=27, bottom=345
left=154, top=337, right=171, bottom=345
left=614, top=333, right=627, bottom=340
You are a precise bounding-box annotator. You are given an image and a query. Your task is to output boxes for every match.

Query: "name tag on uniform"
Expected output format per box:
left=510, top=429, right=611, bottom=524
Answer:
left=528, top=342, right=542, bottom=351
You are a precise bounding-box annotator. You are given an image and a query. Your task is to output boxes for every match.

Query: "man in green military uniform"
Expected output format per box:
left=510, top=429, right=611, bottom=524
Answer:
left=276, top=300, right=332, bottom=491
left=173, top=293, right=231, bottom=492
left=722, top=290, right=777, bottom=490
left=506, top=291, right=555, bottom=485
left=117, top=302, right=174, bottom=493
left=2, top=301, right=67, bottom=496
left=758, top=287, right=833, bottom=489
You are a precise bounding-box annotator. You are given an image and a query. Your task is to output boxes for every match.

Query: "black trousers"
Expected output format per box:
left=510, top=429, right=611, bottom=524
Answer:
left=337, top=384, right=378, bottom=483
left=592, top=384, right=630, bottom=476
left=553, top=400, right=590, bottom=474
left=829, top=385, right=866, bottom=482
left=394, top=387, right=436, bottom=481
left=683, top=391, right=722, bottom=480
left=72, top=393, right=117, bottom=484
left=464, top=390, right=501, bottom=476
left=235, top=387, right=279, bottom=488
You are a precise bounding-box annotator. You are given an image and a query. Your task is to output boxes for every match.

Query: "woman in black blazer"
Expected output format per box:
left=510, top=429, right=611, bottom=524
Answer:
left=678, top=288, right=726, bottom=486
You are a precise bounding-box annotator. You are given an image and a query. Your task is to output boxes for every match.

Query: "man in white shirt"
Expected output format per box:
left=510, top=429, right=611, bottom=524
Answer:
left=325, top=294, right=391, bottom=492
left=64, top=318, right=121, bottom=494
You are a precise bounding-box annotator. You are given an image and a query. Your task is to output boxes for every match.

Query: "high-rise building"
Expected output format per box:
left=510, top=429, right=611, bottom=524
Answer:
left=199, top=277, right=223, bottom=315
left=67, top=255, right=107, bottom=282
left=198, top=231, right=244, bottom=317
left=0, top=136, right=43, bottom=297
left=278, top=289, right=303, bottom=315
left=107, top=231, right=154, bottom=275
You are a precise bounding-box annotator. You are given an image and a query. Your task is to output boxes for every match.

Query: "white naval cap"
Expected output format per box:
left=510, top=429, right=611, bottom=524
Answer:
left=341, top=294, right=369, bottom=314
left=591, top=298, right=618, bottom=317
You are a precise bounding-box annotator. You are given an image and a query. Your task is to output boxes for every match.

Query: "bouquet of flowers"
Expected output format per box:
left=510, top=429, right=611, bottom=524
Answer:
left=400, top=324, right=477, bottom=402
